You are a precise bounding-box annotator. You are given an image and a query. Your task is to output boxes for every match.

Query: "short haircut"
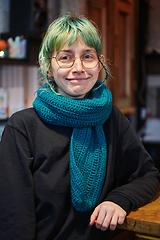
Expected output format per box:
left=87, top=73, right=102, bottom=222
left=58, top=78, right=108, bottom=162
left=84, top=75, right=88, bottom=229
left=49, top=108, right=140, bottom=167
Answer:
left=39, top=13, right=102, bottom=78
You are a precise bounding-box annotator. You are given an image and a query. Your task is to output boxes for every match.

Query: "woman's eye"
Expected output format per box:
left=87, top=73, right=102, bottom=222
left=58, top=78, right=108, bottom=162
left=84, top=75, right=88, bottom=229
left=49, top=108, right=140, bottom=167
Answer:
left=60, top=55, right=72, bottom=61
left=82, top=52, right=97, bottom=61
left=84, top=54, right=92, bottom=59
left=61, top=55, right=69, bottom=60
left=83, top=53, right=96, bottom=61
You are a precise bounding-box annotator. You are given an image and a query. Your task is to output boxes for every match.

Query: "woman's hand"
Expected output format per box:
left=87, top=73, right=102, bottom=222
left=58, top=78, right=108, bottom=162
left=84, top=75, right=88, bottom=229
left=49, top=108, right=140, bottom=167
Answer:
left=89, top=201, right=126, bottom=231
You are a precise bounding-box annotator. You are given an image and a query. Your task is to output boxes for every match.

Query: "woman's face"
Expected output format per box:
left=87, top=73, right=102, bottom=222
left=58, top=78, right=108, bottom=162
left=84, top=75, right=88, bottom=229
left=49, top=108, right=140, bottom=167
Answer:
left=50, top=40, right=104, bottom=98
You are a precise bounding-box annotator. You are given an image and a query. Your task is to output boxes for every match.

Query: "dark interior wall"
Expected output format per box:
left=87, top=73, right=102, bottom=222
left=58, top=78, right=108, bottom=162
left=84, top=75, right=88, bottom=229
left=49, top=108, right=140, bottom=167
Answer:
left=136, top=0, right=160, bottom=130
left=136, top=0, right=149, bottom=130
left=10, top=0, right=33, bottom=36
left=136, top=0, right=160, bottom=170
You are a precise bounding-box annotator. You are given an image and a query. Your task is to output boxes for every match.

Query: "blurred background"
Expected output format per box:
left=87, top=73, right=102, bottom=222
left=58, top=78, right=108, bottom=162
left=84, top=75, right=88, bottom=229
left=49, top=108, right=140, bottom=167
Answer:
left=0, top=0, right=160, bottom=170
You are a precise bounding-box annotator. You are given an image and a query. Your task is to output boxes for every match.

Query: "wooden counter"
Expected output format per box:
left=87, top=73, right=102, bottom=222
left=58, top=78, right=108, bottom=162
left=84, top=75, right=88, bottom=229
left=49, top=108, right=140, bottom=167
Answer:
left=117, top=196, right=160, bottom=238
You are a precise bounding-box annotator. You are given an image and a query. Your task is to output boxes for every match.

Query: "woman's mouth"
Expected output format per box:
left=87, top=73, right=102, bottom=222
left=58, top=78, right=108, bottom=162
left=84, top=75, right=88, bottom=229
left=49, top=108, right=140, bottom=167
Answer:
left=65, top=77, right=89, bottom=81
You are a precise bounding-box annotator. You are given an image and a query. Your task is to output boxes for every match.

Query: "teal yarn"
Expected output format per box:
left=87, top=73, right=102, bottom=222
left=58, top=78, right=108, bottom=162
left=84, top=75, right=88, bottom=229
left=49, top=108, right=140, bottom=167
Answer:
left=33, top=80, right=112, bottom=212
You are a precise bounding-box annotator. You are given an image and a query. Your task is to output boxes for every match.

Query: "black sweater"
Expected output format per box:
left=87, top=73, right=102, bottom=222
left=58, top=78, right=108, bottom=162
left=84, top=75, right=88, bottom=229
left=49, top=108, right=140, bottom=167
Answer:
left=0, top=106, right=159, bottom=240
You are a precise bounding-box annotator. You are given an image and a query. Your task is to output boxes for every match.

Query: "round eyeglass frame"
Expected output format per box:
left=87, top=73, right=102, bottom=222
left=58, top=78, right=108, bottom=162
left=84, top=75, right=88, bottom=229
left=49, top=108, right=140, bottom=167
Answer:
left=51, top=51, right=100, bottom=69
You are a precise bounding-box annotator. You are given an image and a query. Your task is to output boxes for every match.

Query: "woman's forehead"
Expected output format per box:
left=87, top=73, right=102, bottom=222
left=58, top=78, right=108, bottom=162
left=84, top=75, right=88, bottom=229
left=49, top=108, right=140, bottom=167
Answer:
left=54, top=39, right=96, bottom=53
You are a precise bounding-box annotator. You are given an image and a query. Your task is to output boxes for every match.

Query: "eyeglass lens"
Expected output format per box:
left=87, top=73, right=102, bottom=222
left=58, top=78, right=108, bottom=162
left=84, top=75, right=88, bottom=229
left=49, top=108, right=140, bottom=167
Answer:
left=55, top=51, right=99, bottom=68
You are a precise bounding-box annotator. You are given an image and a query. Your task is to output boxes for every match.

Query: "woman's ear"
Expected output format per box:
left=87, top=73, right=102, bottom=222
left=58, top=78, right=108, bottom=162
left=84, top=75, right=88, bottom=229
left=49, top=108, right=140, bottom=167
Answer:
left=39, top=58, right=42, bottom=67
left=98, top=54, right=105, bottom=72
left=48, top=68, right=53, bottom=77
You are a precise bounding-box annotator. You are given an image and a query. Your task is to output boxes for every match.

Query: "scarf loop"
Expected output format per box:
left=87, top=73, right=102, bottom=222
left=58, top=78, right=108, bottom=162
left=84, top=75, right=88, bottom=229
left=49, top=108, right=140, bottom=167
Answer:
left=33, top=81, right=112, bottom=212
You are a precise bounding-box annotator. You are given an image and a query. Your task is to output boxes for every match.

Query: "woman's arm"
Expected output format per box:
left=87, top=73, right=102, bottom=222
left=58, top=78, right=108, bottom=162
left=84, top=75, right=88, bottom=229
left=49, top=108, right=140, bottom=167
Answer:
left=90, top=107, right=160, bottom=232
left=0, top=123, right=36, bottom=240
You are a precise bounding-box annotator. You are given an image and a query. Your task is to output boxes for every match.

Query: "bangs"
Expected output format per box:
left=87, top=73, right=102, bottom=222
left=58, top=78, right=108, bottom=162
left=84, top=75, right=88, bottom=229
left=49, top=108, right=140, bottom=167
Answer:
left=46, top=16, right=102, bottom=53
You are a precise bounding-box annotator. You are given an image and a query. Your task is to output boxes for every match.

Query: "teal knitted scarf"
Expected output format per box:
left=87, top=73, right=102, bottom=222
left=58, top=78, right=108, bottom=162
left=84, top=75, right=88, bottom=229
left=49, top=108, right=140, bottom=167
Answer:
left=33, top=80, right=112, bottom=212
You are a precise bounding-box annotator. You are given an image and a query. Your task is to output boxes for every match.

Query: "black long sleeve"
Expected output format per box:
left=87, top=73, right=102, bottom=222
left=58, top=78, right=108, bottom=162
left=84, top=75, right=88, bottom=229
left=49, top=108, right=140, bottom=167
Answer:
left=0, top=120, right=36, bottom=239
left=0, top=106, right=159, bottom=240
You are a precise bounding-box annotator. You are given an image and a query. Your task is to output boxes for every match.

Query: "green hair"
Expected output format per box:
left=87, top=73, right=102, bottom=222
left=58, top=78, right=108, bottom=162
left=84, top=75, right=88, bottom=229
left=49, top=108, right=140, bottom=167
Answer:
left=39, top=13, right=108, bottom=89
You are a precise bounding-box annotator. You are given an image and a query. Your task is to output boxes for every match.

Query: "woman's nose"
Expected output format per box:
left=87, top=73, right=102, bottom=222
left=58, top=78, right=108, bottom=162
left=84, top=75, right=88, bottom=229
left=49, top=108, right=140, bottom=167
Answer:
left=72, top=58, right=84, bottom=72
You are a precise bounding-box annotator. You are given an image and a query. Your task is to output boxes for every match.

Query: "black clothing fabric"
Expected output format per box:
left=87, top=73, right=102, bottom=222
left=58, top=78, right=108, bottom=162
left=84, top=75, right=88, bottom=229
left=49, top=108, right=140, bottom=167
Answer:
left=0, top=106, right=159, bottom=240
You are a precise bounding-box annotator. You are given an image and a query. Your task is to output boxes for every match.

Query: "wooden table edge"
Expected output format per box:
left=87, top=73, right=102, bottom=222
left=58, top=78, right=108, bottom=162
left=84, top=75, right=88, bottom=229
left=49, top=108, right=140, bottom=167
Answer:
left=117, top=196, right=160, bottom=237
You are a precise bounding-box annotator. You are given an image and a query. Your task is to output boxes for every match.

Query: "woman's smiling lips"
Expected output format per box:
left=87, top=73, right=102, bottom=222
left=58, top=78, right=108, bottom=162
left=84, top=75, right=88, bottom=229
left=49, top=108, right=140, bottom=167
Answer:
left=65, top=77, right=90, bottom=81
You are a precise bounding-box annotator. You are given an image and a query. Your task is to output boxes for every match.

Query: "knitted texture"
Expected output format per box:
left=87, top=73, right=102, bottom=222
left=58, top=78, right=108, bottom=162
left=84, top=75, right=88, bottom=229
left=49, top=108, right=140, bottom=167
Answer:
left=33, top=81, right=112, bottom=212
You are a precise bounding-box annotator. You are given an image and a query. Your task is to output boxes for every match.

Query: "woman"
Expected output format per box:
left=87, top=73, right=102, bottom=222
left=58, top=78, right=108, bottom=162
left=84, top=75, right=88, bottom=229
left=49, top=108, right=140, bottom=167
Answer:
left=0, top=14, right=159, bottom=240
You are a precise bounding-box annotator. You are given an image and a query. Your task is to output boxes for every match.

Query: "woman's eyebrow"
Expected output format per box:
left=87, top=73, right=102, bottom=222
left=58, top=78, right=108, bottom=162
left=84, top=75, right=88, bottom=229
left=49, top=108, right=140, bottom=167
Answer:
left=57, top=49, right=97, bottom=54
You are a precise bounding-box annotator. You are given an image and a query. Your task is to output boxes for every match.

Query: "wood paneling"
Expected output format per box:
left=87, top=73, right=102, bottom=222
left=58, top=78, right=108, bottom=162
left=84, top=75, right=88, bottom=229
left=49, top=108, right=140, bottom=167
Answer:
left=87, top=0, right=136, bottom=115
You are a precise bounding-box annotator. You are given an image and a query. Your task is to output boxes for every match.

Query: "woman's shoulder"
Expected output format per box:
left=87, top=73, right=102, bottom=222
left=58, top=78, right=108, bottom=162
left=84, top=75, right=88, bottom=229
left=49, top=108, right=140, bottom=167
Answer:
left=111, top=105, right=125, bottom=116
left=106, top=105, right=131, bottom=133
left=6, top=107, right=40, bottom=129
left=9, top=107, right=38, bottom=120
left=110, top=105, right=129, bottom=122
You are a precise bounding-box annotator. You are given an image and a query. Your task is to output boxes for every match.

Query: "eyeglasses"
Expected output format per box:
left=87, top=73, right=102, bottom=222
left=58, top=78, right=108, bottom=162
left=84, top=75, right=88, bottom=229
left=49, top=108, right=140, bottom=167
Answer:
left=52, top=51, right=99, bottom=69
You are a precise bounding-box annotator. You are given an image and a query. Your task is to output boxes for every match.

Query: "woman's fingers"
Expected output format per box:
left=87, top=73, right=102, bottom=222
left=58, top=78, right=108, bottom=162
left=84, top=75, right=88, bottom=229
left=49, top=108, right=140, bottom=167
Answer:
left=90, top=201, right=126, bottom=231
